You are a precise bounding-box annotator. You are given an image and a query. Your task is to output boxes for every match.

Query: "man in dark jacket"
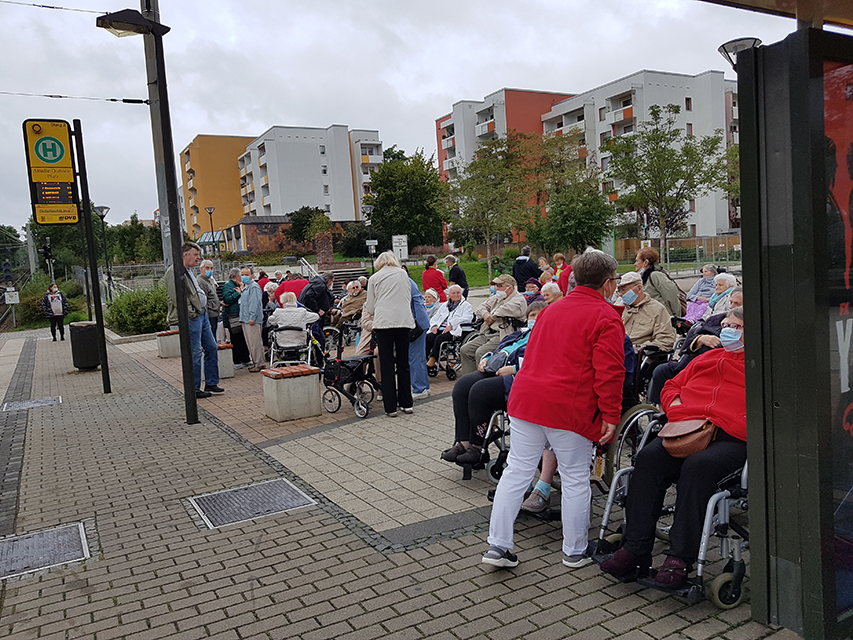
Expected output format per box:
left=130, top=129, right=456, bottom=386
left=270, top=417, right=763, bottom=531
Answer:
left=445, top=255, right=469, bottom=298
left=297, top=271, right=335, bottom=318
left=512, top=246, right=542, bottom=292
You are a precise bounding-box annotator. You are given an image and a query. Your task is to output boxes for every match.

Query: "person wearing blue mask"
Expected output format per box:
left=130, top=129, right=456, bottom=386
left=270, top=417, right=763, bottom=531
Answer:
left=197, top=259, right=221, bottom=339
left=239, top=267, right=265, bottom=372
left=617, top=271, right=676, bottom=353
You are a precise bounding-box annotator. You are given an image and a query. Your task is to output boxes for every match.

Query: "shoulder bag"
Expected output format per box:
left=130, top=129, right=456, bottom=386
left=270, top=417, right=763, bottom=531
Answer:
left=657, top=419, right=717, bottom=458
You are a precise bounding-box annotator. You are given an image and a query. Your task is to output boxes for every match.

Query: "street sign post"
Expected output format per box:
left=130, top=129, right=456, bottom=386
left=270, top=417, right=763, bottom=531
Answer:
left=22, top=120, right=80, bottom=225
left=392, top=234, right=409, bottom=262
left=4, top=288, right=18, bottom=328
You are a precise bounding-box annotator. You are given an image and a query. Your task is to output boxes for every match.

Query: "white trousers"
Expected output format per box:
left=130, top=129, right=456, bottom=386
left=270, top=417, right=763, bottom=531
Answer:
left=487, top=415, right=594, bottom=557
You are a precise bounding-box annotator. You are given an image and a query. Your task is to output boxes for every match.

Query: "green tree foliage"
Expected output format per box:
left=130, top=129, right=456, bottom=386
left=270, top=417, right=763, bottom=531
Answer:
left=604, top=104, right=725, bottom=246
left=110, top=214, right=163, bottom=264
left=383, top=145, right=406, bottom=162
left=721, top=143, right=740, bottom=202
left=525, top=187, right=615, bottom=254
left=450, top=134, right=530, bottom=277
left=526, top=129, right=601, bottom=208
left=336, top=223, right=391, bottom=258
left=286, top=206, right=330, bottom=243
left=365, top=150, right=447, bottom=247
left=105, top=286, right=168, bottom=334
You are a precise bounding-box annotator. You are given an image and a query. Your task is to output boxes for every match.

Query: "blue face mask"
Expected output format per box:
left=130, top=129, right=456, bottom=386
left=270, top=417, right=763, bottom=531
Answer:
left=489, top=286, right=497, bottom=295
left=527, top=319, right=536, bottom=329
left=240, top=275, right=250, bottom=284
left=205, top=270, right=213, bottom=278
left=720, top=327, right=744, bottom=351
left=621, top=288, right=638, bottom=306
left=426, top=301, right=435, bottom=308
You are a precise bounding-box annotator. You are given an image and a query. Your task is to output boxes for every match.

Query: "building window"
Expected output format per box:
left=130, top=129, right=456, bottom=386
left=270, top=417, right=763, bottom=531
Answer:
left=324, top=204, right=331, bottom=213
left=321, top=165, right=328, bottom=175
left=599, top=106, right=607, bottom=121
left=323, top=185, right=329, bottom=196
left=686, top=123, right=693, bottom=136
left=577, top=113, right=584, bottom=122
left=688, top=199, right=696, bottom=212
left=689, top=224, right=697, bottom=236
left=685, top=97, right=693, bottom=111
left=319, top=145, right=326, bottom=155
left=622, top=97, right=632, bottom=108
left=623, top=124, right=634, bottom=134
left=602, top=180, right=614, bottom=194
left=600, top=131, right=610, bottom=146
left=601, top=157, right=610, bottom=171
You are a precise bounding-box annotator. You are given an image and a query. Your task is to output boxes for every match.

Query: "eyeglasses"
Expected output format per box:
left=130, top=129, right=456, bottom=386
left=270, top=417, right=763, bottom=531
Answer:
left=721, top=322, right=743, bottom=330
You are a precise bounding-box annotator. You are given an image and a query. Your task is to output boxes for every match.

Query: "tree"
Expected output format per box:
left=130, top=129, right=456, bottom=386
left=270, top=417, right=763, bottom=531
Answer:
left=365, top=150, right=447, bottom=247
left=383, top=145, right=406, bottom=162
left=450, top=133, right=531, bottom=278
left=721, top=144, right=741, bottom=228
left=525, top=187, right=615, bottom=254
left=525, top=129, right=601, bottom=210
left=605, top=104, right=726, bottom=246
left=336, top=223, right=391, bottom=257
left=285, top=206, right=330, bottom=244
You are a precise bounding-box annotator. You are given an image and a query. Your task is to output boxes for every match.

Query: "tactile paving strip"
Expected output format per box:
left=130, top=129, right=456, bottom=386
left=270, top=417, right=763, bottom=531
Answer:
left=189, top=478, right=315, bottom=528
left=2, top=396, right=61, bottom=412
left=0, top=523, right=90, bottom=579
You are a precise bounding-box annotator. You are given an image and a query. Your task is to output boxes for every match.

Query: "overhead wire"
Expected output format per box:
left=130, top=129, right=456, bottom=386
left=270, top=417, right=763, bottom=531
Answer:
left=0, top=0, right=105, bottom=13
left=0, top=91, right=148, bottom=104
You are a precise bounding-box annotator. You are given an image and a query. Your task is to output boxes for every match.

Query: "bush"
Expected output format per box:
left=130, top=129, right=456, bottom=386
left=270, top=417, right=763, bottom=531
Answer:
left=106, top=286, right=168, bottom=335
left=64, top=311, right=88, bottom=324
left=58, top=280, right=84, bottom=298
left=17, top=295, right=46, bottom=325
left=502, top=247, right=521, bottom=260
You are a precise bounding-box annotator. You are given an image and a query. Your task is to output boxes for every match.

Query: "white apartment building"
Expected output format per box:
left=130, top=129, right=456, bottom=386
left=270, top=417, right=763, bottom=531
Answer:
left=238, top=125, right=383, bottom=223
left=541, top=70, right=738, bottom=236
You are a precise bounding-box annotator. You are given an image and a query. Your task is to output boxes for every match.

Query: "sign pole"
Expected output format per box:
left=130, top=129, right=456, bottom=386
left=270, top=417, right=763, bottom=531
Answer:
left=72, top=119, right=111, bottom=395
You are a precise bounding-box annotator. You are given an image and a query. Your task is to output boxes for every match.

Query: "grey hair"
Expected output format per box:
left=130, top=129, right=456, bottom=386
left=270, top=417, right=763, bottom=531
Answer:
left=373, top=250, right=401, bottom=270
left=274, top=270, right=283, bottom=278
left=279, top=291, right=297, bottom=305
left=527, top=301, right=547, bottom=316
left=447, top=284, right=462, bottom=294
left=541, top=282, right=560, bottom=295
left=358, top=276, right=368, bottom=285
left=320, top=271, right=335, bottom=283
left=702, top=264, right=718, bottom=275
left=444, top=254, right=457, bottom=264
left=240, top=266, right=254, bottom=274
left=731, top=286, right=743, bottom=296
left=228, top=267, right=241, bottom=279
left=264, top=282, right=277, bottom=292
left=182, top=241, right=202, bottom=254
left=726, top=306, right=744, bottom=322
left=572, top=249, right=619, bottom=288
left=715, top=272, right=737, bottom=288
left=200, top=259, right=213, bottom=269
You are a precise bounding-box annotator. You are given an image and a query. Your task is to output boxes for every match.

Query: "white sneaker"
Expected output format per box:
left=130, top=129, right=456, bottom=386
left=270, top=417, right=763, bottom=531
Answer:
left=563, top=554, right=593, bottom=568
left=412, top=389, right=430, bottom=401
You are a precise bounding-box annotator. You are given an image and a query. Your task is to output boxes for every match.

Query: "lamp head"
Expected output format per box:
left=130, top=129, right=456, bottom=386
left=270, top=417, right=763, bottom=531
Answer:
left=93, top=206, right=110, bottom=220
left=96, top=9, right=170, bottom=38
left=718, top=37, right=762, bottom=72
left=205, top=206, right=215, bottom=215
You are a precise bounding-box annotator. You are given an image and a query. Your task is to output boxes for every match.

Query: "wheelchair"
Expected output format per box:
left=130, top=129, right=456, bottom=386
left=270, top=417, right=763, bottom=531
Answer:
left=428, top=323, right=478, bottom=381
left=268, top=325, right=323, bottom=368
left=455, top=409, right=510, bottom=482
left=589, top=412, right=749, bottom=609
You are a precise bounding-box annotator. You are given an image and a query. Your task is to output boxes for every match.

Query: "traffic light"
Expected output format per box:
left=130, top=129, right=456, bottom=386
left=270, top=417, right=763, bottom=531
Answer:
left=37, top=244, right=52, bottom=261
left=2, top=262, right=11, bottom=284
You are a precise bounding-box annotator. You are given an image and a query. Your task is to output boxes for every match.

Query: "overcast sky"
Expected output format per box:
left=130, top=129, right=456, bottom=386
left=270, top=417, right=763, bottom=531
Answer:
left=0, top=0, right=801, bottom=235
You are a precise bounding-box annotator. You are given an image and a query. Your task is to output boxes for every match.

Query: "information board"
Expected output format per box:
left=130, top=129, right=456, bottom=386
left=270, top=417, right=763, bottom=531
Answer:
left=23, top=119, right=79, bottom=225
left=392, top=234, right=408, bottom=261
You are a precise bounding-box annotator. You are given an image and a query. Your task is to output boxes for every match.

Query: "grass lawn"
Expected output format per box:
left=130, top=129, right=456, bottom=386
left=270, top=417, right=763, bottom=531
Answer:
left=403, top=260, right=491, bottom=290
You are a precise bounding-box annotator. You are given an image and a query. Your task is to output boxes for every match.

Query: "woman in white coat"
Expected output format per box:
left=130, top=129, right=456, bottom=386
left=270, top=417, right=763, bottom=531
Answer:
left=425, top=284, right=474, bottom=369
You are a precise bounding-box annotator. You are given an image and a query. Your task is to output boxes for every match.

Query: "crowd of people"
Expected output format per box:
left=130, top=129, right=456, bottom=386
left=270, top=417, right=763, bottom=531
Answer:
left=161, top=241, right=746, bottom=592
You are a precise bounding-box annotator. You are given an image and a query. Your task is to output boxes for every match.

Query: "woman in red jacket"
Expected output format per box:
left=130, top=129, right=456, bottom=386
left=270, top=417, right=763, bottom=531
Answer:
left=421, top=256, right=448, bottom=302
left=600, top=306, right=746, bottom=589
left=482, top=250, right=625, bottom=569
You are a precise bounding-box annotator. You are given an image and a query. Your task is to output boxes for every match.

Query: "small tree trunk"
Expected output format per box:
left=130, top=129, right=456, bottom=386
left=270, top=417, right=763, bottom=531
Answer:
left=485, top=235, right=492, bottom=283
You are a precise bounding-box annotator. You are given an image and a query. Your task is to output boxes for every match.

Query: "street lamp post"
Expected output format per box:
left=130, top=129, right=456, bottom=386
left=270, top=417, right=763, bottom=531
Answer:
left=205, top=206, right=215, bottom=257
left=362, top=204, right=374, bottom=274
left=97, top=5, right=198, bottom=424
left=93, top=205, right=111, bottom=301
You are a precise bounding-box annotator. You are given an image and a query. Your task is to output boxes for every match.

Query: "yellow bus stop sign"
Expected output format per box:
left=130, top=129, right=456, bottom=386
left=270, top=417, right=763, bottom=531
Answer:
left=23, top=119, right=80, bottom=225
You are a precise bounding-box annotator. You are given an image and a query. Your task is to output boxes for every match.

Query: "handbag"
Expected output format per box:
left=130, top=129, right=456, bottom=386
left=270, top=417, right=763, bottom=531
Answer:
left=409, top=323, right=424, bottom=342
left=657, top=419, right=717, bottom=458
left=484, top=349, right=509, bottom=375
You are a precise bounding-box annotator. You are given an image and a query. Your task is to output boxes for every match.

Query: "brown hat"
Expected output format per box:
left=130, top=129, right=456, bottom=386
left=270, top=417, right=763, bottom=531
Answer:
left=491, top=274, right=517, bottom=287
left=619, top=271, right=642, bottom=286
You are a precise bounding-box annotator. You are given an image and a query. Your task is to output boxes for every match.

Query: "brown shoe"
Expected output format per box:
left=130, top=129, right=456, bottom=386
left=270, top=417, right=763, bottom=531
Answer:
left=249, top=365, right=264, bottom=373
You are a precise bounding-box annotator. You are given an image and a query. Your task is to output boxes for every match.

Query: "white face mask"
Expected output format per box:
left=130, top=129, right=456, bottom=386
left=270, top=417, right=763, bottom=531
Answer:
left=494, top=290, right=507, bottom=300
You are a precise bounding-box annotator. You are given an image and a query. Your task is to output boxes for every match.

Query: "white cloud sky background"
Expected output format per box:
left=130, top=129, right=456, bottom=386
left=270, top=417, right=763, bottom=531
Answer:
left=0, top=0, right=799, bottom=235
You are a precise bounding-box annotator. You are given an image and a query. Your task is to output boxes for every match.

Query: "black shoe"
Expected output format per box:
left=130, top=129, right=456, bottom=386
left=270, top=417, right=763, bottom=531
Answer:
left=52, top=338, right=57, bottom=342
left=60, top=336, right=65, bottom=341
left=455, top=446, right=483, bottom=465
left=205, top=385, right=225, bottom=393
left=195, top=390, right=212, bottom=399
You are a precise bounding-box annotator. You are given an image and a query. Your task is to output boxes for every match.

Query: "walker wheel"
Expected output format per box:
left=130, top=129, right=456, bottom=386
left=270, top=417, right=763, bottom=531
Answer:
left=354, top=400, right=369, bottom=419
left=322, top=389, right=341, bottom=413
left=355, top=380, right=374, bottom=404
left=487, top=450, right=508, bottom=483
left=709, top=572, right=745, bottom=609
left=446, top=367, right=457, bottom=380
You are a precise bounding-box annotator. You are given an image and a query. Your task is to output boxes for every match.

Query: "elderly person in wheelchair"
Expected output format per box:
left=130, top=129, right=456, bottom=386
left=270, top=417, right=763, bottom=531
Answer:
left=600, top=306, right=746, bottom=589
left=441, top=302, right=546, bottom=466
left=618, top=271, right=676, bottom=354
left=426, top=284, right=473, bottom=370
left=268, top=292, right=320, bottom=349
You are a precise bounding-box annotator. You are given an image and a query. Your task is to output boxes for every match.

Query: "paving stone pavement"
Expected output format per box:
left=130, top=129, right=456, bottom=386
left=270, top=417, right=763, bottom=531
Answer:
left=0, top=331, right=802, bottom=639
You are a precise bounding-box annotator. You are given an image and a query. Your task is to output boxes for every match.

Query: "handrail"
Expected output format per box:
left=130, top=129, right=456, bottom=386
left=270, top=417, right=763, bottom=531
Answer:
left=300, top=257, right=319, bottom=279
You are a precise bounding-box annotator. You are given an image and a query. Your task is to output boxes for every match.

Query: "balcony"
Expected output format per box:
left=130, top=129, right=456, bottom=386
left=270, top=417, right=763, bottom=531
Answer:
left=258, top=155, right=266, bottom=167
left=606, top=106, right=633, bottom=125
left=184, top=160, right=191, bottom=172
left=731, top=105, right=739, bottom=121
left=361, top=154, right=383, bottom=164
left=263, top=175, right=269, bottom=185
left=561, top=121, right=585, bottom=134
left=475, top=120, right=496, bottom=137
left=731, top=131, right=740, bottom=144
left=441, top=136, right=455, bottom=150
left=186, top=177, right=193, bottom=190
left=262, top=196, right=270, bottom=207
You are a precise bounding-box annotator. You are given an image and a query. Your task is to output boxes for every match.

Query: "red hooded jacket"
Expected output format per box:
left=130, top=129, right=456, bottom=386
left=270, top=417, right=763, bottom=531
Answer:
left=507, top=285, right=626, bottom=441
left=661, top=348, right=746, bottom=441
left=422, top=266, right=448, bottom=302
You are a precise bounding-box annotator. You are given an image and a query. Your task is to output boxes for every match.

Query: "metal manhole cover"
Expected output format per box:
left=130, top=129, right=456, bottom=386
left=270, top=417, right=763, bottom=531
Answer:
left=189, top=479, right=315, bottom=528
left=2, top=396, right=61, bottom=412
left=0, top=523, right=90, bottom=580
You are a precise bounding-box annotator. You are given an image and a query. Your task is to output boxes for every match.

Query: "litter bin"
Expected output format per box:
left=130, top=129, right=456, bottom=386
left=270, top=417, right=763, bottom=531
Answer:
left=70, top=321, right=100, bottom=370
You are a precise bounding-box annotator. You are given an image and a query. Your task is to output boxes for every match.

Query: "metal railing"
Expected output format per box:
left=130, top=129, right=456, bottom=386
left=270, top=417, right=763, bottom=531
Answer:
left=663, top=234, right=742, bottom=276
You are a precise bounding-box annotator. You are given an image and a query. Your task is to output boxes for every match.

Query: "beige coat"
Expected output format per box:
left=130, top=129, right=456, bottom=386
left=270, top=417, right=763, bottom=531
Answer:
left=474, top=289, right=528, bottom=341
left=622, top=295, right=677, bottom=352
left=363, top=266, right=414, bottom=330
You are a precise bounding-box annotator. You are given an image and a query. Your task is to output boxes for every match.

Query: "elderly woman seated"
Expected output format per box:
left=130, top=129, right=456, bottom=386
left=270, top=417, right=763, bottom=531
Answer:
left=426, top=284, right=474, bottom=369
left=686, top=264, right=718, bottom=302
left=441, top=302, right=546, bottom=466
left=601, top=306, right=746, bottom=589
left=541, top=282, right=563, bottom=305
left=330, top=280, right=366, bottom=328
left=618, top=272, right=676, bottom=353
left=702, top=272, right=738, bottom=320
left=268, top=292, right=319, bottom=348
left=523, top=278, right=546, bottom=305
left=423, top=288, right=441, bottom=321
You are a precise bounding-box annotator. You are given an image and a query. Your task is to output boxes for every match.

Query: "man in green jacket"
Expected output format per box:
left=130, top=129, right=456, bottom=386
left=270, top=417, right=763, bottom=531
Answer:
left=165, top=242, right=223, bottom=398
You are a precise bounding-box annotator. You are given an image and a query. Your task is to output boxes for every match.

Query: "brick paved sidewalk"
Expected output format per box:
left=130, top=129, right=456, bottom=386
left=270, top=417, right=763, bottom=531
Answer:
left=0, top=336, right=800, bottom=639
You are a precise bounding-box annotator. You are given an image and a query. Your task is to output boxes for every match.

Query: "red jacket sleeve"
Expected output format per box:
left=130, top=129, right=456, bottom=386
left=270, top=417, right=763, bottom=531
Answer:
left=558, top=266, right=572, bottom=295
left=592, top=317, right=627, bottom=424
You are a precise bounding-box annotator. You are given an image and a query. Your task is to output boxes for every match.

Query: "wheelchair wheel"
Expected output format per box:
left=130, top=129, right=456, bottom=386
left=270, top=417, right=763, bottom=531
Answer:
left=604, top=404, right=658, bottom=486
left=487, top=449, right=508, bottom=483
left=446, top=367, right=457, bottom=381
left=427, top=365, right=439, bottom=378
left=354, top=380, right=374, bottom=405
left=322, top=388, right=341, bottom=413
left=323, top=327, right=341, bottom=355
left=709, top=572, right=745, bottom=609
left=353, top=399, right=370, bottom=419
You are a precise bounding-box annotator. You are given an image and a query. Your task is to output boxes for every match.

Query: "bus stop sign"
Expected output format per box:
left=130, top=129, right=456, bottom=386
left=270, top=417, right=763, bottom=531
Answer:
left=23, top=119, right=79, bottom=225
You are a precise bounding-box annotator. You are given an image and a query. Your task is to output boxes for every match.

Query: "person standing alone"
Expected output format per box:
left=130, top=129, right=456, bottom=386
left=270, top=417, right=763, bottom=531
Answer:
left=41, top=283, right=69, bottom=341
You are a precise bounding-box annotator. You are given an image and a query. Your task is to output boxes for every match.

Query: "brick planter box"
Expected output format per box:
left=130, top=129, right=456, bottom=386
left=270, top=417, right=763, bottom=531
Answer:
left=156, top=330, right=180, bottom=358
left=262, top=365, right=322, bottom=422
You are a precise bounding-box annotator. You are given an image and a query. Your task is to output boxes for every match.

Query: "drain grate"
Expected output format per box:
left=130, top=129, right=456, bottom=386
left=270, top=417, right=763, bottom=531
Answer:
left=2, top=396, right=61, bottom=412
left=189, top=478, right=315, bottom=528
left=0, top=523, right=90, bottom=579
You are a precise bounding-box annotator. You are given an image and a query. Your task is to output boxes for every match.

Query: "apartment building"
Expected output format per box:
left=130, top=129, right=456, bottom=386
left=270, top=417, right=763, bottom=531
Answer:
left=238, top=125, right=383, bottom=223
left=435, top=88, right=572, bottom=181
left=179, top=134, right=255, bottom=239
left=540, top=70, right=737, bottom=236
